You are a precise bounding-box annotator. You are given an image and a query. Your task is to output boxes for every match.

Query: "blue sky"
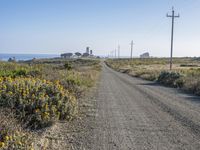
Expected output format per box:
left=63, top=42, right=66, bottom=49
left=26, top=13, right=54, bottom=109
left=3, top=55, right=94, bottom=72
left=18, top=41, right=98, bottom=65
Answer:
left=0, top=0, right=200, bottom=57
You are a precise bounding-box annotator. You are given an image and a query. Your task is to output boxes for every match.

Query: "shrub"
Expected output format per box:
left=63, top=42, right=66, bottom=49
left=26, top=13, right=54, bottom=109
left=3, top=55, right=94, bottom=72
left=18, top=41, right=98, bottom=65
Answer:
left=174, top=78, right=184, bottom=88
left=195, top=82, right=200, bottom=95
left=0, top=128, right=34, bottom=149
left=157, top=71, right=182, bottom=87
left=183, top=78, right=200, bottom=96
left=64, top=62, right=72, bottom=70
left=0, top=77, right=77, bottom=129
left=13, top=69, right=27, bottom=76
left=0, top=110, right=34, bottom=150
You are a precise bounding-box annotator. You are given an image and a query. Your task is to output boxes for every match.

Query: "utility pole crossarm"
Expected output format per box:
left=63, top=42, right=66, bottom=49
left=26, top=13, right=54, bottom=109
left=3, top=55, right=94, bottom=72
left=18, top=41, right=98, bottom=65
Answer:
left=167, top=14, right=172, bottom=17
left=167, top=14, right=180, bottom=18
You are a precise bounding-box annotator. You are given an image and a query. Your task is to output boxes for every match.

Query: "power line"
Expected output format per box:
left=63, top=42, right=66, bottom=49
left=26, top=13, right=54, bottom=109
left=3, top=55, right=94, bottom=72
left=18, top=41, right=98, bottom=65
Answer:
left=167, top=7, right=180, bottom=70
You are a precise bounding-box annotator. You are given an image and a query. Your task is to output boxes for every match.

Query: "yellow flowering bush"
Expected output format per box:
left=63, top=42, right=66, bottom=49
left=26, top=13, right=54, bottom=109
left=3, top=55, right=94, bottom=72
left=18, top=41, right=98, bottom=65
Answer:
left=0, top=59, right=101, bottom=149
left=0, top=110, right=34, bottom=150
left=0, top=128, right=34, bottom=149
left=0, top=77, right=77, bottom=129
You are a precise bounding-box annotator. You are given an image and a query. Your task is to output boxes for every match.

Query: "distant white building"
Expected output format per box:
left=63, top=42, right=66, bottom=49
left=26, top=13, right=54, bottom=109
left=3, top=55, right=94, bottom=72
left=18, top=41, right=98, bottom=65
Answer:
left=140, top=52, right=150, bottom=58
left=61, top=53, right=73, bottom=58
left=60, top=47, right=95, bottom=59
left=82, top=53, right=90, bottom=57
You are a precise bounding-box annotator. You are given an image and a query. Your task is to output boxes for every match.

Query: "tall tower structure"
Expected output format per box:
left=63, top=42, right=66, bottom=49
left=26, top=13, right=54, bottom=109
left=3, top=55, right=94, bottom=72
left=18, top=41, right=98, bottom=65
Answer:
left=86, top=47, right=90, bottom=54
left=90, top=50, right=93, bottom=55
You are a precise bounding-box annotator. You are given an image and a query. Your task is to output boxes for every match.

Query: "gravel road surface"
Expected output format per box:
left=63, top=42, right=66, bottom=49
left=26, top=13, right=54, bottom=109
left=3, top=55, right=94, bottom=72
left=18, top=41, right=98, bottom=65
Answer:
left=91, top=63, right=200, bottom=150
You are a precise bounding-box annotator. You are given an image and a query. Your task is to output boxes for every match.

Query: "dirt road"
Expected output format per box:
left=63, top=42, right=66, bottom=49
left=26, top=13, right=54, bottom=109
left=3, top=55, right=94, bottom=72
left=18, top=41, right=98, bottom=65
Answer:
left=41, top=63, right=200, bottom=150
left=91, top=64, right=200, bottom=150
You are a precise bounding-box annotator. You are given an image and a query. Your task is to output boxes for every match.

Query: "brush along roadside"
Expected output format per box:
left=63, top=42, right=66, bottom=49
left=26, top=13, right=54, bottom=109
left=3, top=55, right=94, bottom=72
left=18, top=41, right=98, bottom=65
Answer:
left=106, top=58, right=200, bottom=96
left=0, top=59, right=101, bottom=149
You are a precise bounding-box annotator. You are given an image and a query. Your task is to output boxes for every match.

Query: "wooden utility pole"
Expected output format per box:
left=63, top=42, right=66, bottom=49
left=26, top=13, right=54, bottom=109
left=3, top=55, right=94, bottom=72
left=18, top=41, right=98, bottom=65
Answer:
left=110, top=51, right=111, bottom=58
left=130, top=40, right=134, bottom=59
left=167, top=7, right=180, bottom=70
left=118, top=45, right=120, bottom=58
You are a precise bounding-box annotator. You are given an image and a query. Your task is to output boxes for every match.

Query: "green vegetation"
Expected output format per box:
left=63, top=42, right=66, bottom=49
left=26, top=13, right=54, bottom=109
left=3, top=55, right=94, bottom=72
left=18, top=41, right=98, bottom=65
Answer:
left=0, top=58, right=101, bottom=149
left=64, top=62, right=72, bottom=70
left=106, top=58, right=200, bottom=96
left=0, top=114, right=34, bottom=150
left=0, top=77, right=77, bottom=129
left=157, top=71, right=183, bottom=88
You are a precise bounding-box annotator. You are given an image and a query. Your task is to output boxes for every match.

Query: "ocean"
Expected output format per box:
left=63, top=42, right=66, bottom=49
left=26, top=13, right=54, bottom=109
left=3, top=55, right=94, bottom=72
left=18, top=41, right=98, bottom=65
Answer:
left=0, top=53, right=59, bottom=61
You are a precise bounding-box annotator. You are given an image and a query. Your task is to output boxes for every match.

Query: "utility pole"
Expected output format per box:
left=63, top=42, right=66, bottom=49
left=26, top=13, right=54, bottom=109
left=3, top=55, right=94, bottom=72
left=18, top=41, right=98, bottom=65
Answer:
left=167, top=7, right=180, bottom=70
left=115, top=49, right=117, bottom=59
left=111, top=50, right=115, bottom=58
left=130, top=40, right=134, bottom=59
left=118, top=45, right=120, bottom=58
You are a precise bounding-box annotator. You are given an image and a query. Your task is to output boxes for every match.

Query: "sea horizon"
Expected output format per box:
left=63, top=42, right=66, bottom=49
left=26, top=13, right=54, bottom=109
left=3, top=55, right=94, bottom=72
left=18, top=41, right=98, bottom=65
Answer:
left=0, top=53, right=59, bottom=61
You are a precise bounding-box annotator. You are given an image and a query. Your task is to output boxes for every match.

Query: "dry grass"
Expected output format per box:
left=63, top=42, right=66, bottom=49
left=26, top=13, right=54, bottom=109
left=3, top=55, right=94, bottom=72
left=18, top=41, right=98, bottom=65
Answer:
left=0, top=58, right=101, bottom=149
left=106, top=58, right=200, bottom=95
